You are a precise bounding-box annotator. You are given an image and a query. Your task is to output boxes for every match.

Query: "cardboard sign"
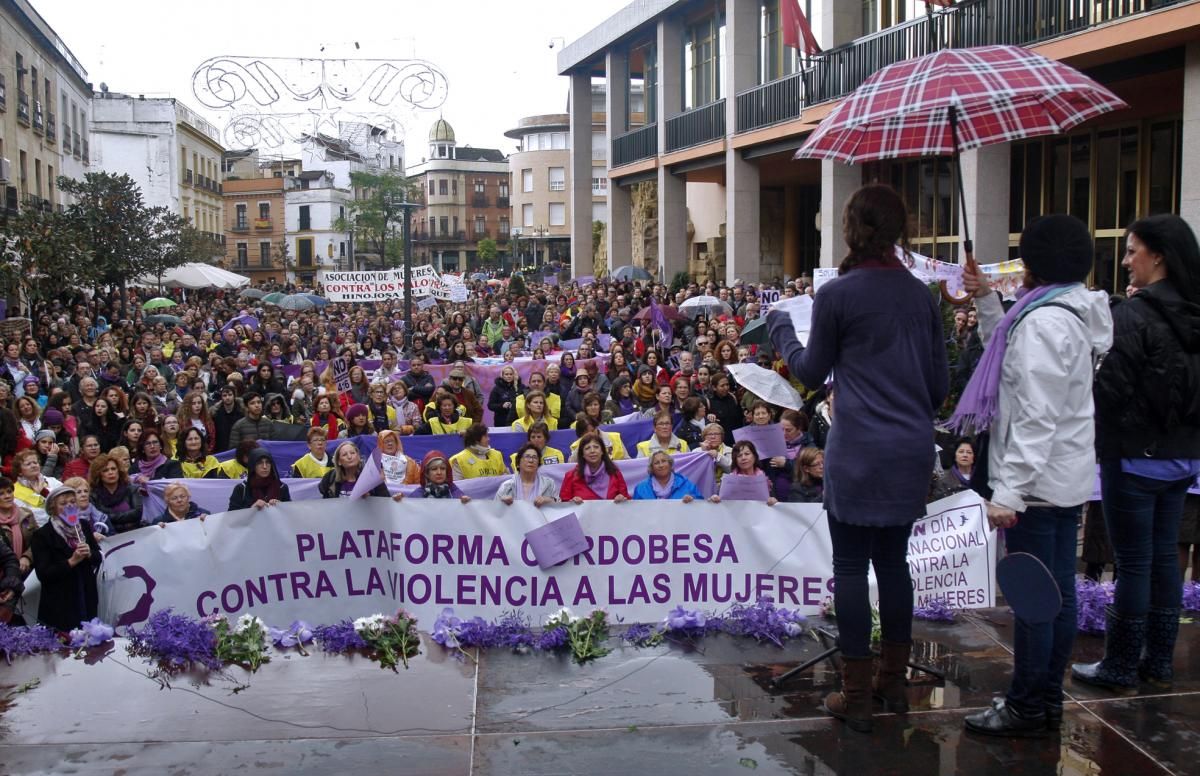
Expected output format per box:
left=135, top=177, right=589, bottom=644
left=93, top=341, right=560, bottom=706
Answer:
left=733, top=423, right=787, bottom=459
left=524, top=512, right=589, bottom=570
left=417, top=296, right=437, bottom=310
left=331, top=356, right=351, bottom=392
left=718, top=473, right=770, bottom=502
left=759, top=289, right=780, bottom=313
left=449, top=285, right=469, bottom=302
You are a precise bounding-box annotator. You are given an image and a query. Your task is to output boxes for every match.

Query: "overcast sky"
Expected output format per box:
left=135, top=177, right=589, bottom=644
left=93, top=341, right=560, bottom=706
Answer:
left=35, top=0, right=627, bottom=162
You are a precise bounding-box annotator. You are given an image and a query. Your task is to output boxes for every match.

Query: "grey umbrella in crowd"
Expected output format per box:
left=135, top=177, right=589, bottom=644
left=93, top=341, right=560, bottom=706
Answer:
left=239, top=288, right=266, bottom=300
left=612, top=265, right=652, bottom=282
left=277, top=294, right=317, bottom=311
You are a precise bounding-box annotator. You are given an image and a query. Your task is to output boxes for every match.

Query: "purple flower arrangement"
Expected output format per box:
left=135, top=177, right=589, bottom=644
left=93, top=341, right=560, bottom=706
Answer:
left=0, top=623, right=65, bottom=664
left=1077, top=579, right=1115, bottom=635
left=126, top=609, right=221, bottom=672
left=268, top=620, right=314, bottom=652
left=312, top=620, right=368, bottom=653
left=717, top=598, right=808, bottom=647
left=913, top=597, right=958, bottom=622
left=1184, top=582, right=1200, bottom=613
left=68, top=618, right=115, bottom=651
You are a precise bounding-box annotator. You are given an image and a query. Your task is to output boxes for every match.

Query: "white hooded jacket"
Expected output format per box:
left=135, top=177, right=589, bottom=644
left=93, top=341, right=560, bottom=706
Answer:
left=977, top=284, right=1113, bottom=513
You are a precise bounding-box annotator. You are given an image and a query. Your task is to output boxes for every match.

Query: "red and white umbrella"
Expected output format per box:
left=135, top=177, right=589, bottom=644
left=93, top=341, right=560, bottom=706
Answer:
left=795, top=45, right=1127, bottom=278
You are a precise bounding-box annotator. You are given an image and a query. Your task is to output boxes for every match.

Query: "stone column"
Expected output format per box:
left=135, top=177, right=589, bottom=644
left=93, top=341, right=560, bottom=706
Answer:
left=724, top=0, right=761, bottom=285
left=783, top=186, right=800, bottom=278
left=1181, top=42, right=1200, bottom=228
left=605, top=50, right=633, bottom=273
left=814, top=0, right=861, bottom=49
left=819, top=161, right=858, bottom=267
left=568, top=69, right=595, bottom=278
left=960, top=144, right=1011, bottom=263
left=657, top=14, right=687, bottom=282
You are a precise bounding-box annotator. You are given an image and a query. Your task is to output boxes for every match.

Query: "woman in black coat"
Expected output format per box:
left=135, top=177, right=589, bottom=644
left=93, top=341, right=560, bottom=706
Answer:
left=488, top=365, right=522, bottom=429
left=228, top=448, right=292, bottom=510
left=89, top=453, right=145, bottom=533
left=31, top=484, right=102, bottom=631
left=132, top=429, right=184, bottom=486
left=706, top=373, right=744, bottom=446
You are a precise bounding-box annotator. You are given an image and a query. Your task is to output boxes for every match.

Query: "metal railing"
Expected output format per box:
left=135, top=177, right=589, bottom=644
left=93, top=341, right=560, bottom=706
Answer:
left=16, top=91, right=29, bottom=124
left=612, top=123, right=657, bottom=166
left=45, top=112, right=55, bottom=142
left=32, top=101, right=43, bottom=132
left=666, top=100, right=726, bottom=152
left=231, top=219, right=249, bottom=232
left=736, top=71, right=804, bottom=133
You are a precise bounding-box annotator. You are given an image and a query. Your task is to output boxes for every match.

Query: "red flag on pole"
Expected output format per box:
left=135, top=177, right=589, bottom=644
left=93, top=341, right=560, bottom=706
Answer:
left=781, top=0, right=821, bottom=58
left=923, top=0, right=957, bottom=7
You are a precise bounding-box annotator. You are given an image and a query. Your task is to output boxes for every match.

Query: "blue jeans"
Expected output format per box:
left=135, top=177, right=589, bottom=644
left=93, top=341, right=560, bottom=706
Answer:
left=1004, top=504, right=1080, bottom=717
left=1100, top=460, right=1189, bottom=616
left=826, top=513, right=914, bottom=658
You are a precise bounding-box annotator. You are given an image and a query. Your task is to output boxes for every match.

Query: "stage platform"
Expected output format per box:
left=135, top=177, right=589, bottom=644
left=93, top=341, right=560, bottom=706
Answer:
left=0, top=608, right=1195, bottom=774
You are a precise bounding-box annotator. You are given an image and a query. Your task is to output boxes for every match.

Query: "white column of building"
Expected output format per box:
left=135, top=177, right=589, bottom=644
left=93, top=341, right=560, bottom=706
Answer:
left=1181, top=42, right=1200, bottom=228
left=817, top=2, right=862, bottom=269
left=657, top=14, right=688, bottom=282
left=724, top=0, right=761, bottom=285
left=605, top=51, right=634, bottom=274
left=961, top=144, right=1011, bottom=263
left=569, top=70, right=596, bottom=279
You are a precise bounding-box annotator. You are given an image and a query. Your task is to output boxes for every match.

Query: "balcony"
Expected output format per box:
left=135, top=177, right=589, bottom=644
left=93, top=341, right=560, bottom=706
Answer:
left=0, top=76, right=5, bottom=110
left=82, top=139, right=88, bottom=165
left=185, top=170, right=193, bottom=185
left=253, top=218, right=272, bottom=229
left=413, top=230, right=467, bottom=243
left=72, top=131, right=81, bottom=159
left=612, top=123, right=657, bottom=167
left=472, top=194, right=489, bottom=207
left=16, top=91, right=29, bottom=125
left=31, top=101, right=43, bottom=133
left=734, top=0, right=1191, bottom=134
left=45, top=112, right=55, bottom=143
left=231, top=219, right=250, bottom=232
left=665, top=100, right=726, bottom=152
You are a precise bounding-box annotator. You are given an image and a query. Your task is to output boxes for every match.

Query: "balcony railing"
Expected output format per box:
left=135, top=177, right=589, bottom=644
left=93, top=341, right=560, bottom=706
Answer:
left=665, top=99, right=726, bottom=152
left=0, top=76, right=6, bottom=110
left=496, top=196, right=510, bottom=209
left=413, top=230, right=467, bottom=243
left=31, top=101, right=43, bottom=133
left=735, top=0, right=1191, bottom=134
left=16, top=91, right=29, bottom=125
left=82, top=139, right=88, bottom=164
left=72, top=131, right=81, bottom=158
left=45, top=112, right=55, bottom=143
left=612, top=123, right=657, bottom=167
left=472, top=194, right=489, bottom=207
left=253, top=218, right=271, bottom=229
left=185, top=170, right=193, bottom=185
left=231, top=219, right=249, bottom=232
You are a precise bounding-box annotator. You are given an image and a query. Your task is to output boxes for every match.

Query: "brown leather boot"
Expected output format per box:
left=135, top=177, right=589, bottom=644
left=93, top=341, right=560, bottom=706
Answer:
left=823, top=656, right=875, bottom=733
left=873, top=641, right=911, bottom=713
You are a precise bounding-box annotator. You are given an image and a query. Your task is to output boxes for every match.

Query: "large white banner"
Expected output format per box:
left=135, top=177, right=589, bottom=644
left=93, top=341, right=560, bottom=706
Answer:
left=319, top=266, right=442, bottom=302
left=96, top=492, right=992, bottom=629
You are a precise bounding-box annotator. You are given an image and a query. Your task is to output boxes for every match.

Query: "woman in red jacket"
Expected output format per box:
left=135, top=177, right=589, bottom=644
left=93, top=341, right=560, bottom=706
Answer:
left=559, top=432, right=629, bottom=504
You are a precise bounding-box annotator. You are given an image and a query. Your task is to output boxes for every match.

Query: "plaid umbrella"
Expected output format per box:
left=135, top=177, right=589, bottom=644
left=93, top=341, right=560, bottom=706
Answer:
left=796, top=45, right=1126, bottom=263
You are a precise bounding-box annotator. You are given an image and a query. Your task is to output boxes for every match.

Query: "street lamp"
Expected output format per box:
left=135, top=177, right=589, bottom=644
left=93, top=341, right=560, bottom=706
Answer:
left=511, top=227, right=522, bottom=271
left=383, top=192, right=421, bottom=349
left=531, top=225, right=549, bottom=271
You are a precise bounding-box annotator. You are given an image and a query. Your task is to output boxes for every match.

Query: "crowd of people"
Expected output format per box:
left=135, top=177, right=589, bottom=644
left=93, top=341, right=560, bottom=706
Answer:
left=1, top=183, right=1198, bottom=741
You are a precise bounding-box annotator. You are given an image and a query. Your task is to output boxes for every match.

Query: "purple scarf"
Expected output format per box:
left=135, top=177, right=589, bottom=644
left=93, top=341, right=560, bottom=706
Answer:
left=947, top=284, right=1073, bottom=434
left=583, top=463, right=610, bottom=499
left=138, top=453, right=167, bottom=480
left=650, top=474, right=674, bottom=499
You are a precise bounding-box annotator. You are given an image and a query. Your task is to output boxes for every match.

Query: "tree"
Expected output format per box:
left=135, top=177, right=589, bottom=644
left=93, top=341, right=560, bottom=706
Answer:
left=0, top=207, right=90, bottom=313
left=140, top=207, right=189, bottom=291
left=477, top=237, right=497, bottom=268
left=336, top=170, right=421, bottom=270
left=274, top=238, right=293, bottom=280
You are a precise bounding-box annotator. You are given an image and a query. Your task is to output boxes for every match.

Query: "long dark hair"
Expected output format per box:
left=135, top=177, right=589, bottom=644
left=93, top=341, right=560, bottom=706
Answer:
left=574, top=432, right=617, bottom=475
left=841, top=184, right=911, bottom=274
left=1127, top=214, right=1200, bottom=302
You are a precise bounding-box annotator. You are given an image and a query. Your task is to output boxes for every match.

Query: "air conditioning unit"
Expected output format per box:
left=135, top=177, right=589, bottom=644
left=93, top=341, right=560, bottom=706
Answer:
left=0, top=158, right=9, bottom=183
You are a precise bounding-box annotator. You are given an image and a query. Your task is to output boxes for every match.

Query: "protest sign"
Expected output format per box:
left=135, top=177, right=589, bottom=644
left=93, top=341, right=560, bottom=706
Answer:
left=719, top=473, right=770, bottom=501
left=733, top=423, right=787, bottom=459
left=524, top=512, right=589, bottom=569
left=417, top=296, right=437, bottom=310
left=331, top=356, right=351, bottom=392
left=98, top=491, right=993, bottom=629
left=449, top=285, right=469, bottom=302
left=771, top=294, right=812, bottom=345
left=319, top=266, right=444, bottom=302
left=759, top=289, right=780, bottom=313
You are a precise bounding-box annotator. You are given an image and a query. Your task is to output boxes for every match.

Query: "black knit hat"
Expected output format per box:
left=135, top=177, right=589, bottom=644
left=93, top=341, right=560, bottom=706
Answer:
left=1020, top=214, right=1093, bottom=284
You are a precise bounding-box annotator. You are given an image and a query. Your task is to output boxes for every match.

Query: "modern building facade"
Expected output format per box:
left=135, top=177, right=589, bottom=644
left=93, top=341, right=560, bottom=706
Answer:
left=559, top=0, right=1200, bottom=291
left=505, top=113, right=578, bottom=269
left=223, top=176, right=292, bottom=284
left=0, top=0, right=91, bottom=215
left=407, top=118, right=510, bottom=273
left=90, top=93, right=226, bottom=260
left=286, top=170, right=353, bottom=285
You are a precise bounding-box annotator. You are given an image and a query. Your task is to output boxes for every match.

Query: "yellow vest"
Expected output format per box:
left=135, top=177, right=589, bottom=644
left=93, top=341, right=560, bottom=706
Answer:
left=570, top=431, right=628, bottom=461
left=216, top=459, right=247, bottom=479
left=449, top=448, right=509, bottom=479
left=516, top=392, right=561, bottom=421
left=13, top=481, right=45, bottom=510
left=428, top=415, right=473, bottom=435
left=181, top=456, right=220, bottom=478
left=291, top=454, right=333, bottom=479
left=510, top=445, right=566, bottom=470
left=636, top=438, right=690, bottom=458
left=511, top=414, right=558, bottom=433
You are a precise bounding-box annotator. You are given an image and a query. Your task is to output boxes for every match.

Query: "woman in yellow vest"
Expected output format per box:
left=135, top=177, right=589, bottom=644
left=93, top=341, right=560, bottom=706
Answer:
left=636, top=412, right=691, bottom=458
left=206, top=440, right=257, bottom=480
left=509, top=421, right=566, bottom=469
left=568, top=416, right=629, bottom=462
left=512, top=391, right=558, bottom=433
left=421, top=394, right=473, bottom=436
left=177, top=427, right=221, bottom=478
left=290, top=427, right=334, bottom=479
left=516, top=372, right=562, bottom=422
left=449, top=423, right=510, bottom=480
left=422, top=389, right=468, bottom=424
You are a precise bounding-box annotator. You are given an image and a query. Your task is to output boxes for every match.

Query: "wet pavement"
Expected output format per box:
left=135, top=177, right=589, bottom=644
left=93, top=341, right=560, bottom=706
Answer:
left=0, top=611, right=1195, bottom=774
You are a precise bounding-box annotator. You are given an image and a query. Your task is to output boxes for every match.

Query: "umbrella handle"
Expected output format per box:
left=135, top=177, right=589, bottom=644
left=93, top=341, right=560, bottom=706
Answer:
left=941, top=247, right=979, bottom=306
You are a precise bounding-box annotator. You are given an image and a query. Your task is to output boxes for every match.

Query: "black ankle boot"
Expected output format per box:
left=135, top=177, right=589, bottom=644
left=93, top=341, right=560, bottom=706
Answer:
left=1071, top=606, right=1144, bottom=695
left=1138, top=607, right=1181, bottom=690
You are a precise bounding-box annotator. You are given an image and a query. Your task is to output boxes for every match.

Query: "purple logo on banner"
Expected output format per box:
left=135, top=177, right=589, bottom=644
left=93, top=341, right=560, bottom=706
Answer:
left=524, top=512, right=589, bottom=569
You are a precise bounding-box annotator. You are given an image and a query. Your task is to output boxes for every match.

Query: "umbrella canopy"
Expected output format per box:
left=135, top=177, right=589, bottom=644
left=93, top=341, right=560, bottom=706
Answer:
left=678, top=295, right=733, bottom=319
left=612, top=265, right=653, bottom=282
left=145, top=314, right=185, bottom=327
left=301, top=294, right=330, bottom=308
left=239, top=288, right=266, bottom=300
left=277, top=295, right=316, bottom=311
left=261, top=292, right=288, bottom=305
left=221, top=314, right=259, bottom=334
left=725, top=364, right=803, bottom=412
left=738, top=316, right=770, bottom=346
left=470, top=272, right=489, bottom=280
left=795, top=45, right=1126, bottom=165
left=136, top=263, right=251, bottom=290
left=141, top=297, right=177, bottom=311
left=632, top=304, right=685, bottom=323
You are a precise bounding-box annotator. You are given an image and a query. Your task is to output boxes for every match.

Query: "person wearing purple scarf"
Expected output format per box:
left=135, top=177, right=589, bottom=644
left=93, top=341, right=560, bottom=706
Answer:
left=768, top=185, right=948, bottom=733
left=959, top=215, right=1112, bottom=738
